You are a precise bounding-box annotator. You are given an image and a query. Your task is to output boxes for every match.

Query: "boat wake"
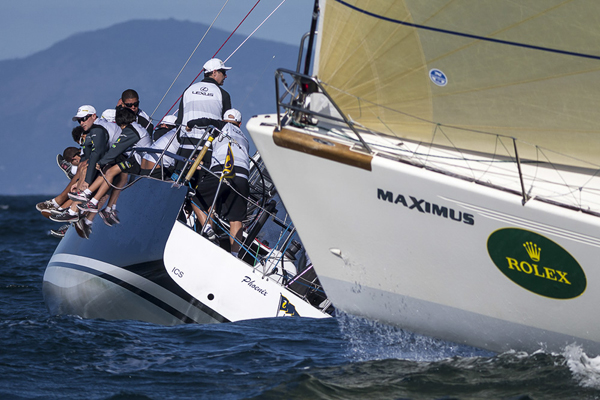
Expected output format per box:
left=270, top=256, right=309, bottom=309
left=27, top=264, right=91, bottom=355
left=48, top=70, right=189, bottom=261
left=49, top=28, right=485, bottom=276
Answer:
left=335, top=312, right=493, bottom=362
left=336, top=313, right=600, bottom=392
left=564, top=344, right=600, bottom=389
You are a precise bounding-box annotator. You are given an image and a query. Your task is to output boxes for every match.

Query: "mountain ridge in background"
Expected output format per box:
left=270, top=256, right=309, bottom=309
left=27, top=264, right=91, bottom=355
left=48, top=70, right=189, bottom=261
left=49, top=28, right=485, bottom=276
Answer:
left=0, top=19, right=300, bottom=194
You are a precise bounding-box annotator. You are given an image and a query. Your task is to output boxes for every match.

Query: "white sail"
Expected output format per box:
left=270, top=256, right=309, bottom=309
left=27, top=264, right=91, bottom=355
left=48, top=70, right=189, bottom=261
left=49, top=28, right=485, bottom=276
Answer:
left=315, top=0, right=600, bottom=168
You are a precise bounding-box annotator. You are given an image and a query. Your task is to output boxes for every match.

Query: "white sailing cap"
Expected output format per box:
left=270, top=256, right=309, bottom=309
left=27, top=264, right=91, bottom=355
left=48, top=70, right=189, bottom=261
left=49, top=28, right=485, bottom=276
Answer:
left=203, top=58, right=232, bottom=73
left=72, top=105, right=96, bottom=121
left=223, top=109, right=242, bottom=123
left=160, top=115, right=177, bottom=126
left=100, top=109, right=116, bottom=122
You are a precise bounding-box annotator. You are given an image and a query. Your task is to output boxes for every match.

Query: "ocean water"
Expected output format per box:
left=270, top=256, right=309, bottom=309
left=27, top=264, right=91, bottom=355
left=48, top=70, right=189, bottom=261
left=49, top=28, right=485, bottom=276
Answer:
left=2, top=195, right=600, bottom=400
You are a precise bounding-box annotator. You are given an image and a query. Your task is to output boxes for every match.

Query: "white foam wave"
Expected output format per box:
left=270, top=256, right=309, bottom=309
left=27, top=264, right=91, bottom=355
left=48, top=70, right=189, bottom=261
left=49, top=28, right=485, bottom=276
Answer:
left=564, top=343, right=600, bottom=388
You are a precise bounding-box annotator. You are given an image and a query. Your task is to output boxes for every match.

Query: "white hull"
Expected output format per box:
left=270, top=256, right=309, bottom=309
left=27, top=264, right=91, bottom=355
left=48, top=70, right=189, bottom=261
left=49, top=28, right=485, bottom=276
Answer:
left=165, top=221, right=330, bottom=320
left=248, top=115, right=600, bottom=355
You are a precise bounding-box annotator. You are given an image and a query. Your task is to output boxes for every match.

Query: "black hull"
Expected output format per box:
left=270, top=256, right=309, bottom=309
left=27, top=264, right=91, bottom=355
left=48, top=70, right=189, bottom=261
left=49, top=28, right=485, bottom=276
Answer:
left=43, top=178, right=230, bottom=325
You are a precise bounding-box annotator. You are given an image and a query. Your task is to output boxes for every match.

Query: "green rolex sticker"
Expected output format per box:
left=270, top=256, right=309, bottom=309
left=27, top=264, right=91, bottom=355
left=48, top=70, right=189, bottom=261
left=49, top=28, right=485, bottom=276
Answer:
left=487, top=228, right=586, bottom=299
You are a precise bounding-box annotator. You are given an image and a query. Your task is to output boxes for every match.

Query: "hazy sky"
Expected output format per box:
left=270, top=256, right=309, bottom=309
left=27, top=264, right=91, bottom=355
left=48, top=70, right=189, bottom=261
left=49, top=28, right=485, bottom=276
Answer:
left=1, top=0, right=315, bottom=61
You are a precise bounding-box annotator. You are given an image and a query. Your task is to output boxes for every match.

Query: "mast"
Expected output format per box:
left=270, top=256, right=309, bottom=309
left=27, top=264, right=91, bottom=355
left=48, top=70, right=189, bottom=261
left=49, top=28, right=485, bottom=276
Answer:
left=303, top=0, right=319, bottom=76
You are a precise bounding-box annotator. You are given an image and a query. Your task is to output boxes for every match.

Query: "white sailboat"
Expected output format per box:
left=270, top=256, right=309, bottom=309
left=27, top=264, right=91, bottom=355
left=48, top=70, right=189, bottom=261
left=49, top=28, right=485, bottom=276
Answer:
left=247, top=0, right=600, bottom=355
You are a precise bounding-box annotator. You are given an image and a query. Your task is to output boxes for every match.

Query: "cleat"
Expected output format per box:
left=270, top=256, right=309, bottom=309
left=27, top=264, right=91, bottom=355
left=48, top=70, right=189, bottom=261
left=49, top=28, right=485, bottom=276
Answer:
left=68, top=190, right=91, bottom=203
left=36, top=200, right=58, bottom=213
left=77, top=200, right=98, bottom=213
left=57, top=154, right=74, bottom=180
left=50, top=210, right=80, bottom=223
left=99, top=209, right=114, bottom=226
left=50, top=224, right=70, bottom=238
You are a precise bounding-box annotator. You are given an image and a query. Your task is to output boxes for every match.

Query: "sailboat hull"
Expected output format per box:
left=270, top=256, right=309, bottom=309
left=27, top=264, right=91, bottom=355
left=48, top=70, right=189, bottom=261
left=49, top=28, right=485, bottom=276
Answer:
left=42, top=178, right=222, bottom=325
left=248, top=116, right=600, bottom=355
left=43, top=176, right=331, bottom=325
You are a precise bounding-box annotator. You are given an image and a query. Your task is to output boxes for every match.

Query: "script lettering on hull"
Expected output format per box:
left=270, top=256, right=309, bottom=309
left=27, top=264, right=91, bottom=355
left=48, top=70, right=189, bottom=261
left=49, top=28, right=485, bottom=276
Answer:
left=241, top=276, right=268, bottom=297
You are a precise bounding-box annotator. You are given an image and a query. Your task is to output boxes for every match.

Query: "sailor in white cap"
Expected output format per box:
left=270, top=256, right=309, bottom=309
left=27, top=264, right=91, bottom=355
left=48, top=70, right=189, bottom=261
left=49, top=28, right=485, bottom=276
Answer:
left=49, top=104, right=111, bottom=224
left=175, top=58, right=233, bottom=175
left=153, top=114, right=178, bottom=141
left=100, top=108, right=116, bottom=123
left=140, top=115, right=181, bottom=178
left=69, top=104, right=110, bottom=190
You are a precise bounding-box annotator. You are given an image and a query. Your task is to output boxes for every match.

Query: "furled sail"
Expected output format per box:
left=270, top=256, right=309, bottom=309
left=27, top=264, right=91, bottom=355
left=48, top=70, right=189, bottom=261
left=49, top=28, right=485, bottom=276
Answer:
left=314, top=0, right=600, bottom=168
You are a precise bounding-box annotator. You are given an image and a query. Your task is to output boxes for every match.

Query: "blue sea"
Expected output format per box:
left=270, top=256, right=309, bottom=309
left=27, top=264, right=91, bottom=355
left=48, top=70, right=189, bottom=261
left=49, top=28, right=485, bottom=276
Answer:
left=2, top=195, right=600, bottom=400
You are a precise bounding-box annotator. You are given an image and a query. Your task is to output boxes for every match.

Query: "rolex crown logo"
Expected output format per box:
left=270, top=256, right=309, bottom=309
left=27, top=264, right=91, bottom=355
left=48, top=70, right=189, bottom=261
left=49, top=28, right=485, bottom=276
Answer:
left=523, top=241, right=541, bottom=262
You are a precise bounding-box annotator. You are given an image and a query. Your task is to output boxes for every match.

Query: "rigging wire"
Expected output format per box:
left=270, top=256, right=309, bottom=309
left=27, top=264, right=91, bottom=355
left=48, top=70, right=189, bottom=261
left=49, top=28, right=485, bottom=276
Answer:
left=152, top=0, right=264, bottom=125
left=221, top=0, right=287, bottom=65
left=241, top=56, right=275, bottom=108
left=101, top=1, right=308, bottom=258
left=148, top=0, right=231, bottom=121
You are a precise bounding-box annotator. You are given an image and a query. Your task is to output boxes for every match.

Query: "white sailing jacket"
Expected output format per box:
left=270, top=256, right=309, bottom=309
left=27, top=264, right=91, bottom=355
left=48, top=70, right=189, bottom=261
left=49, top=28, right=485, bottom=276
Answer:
left=181, top=81, right=223, bottom=138
left=211, top=123, right=250, bottom=179
left=130, top=121, right=152, bottom=165
left=143, top=128, right=179, bottom=168
left=95, top=118, right=122, bottom=146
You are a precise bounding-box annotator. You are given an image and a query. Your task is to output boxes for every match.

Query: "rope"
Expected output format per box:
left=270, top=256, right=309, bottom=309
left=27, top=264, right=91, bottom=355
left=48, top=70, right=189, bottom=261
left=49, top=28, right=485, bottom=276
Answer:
left=97, top=166, right=144, bottom=191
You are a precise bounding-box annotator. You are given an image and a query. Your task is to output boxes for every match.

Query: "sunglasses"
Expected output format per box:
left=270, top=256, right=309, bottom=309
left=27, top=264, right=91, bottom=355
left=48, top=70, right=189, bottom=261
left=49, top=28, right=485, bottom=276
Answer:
left=77, top=114, right=92, bottom=123
left=218, top=69, right=227, bottom=75
left=123, top=101, right=140, bottom=108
